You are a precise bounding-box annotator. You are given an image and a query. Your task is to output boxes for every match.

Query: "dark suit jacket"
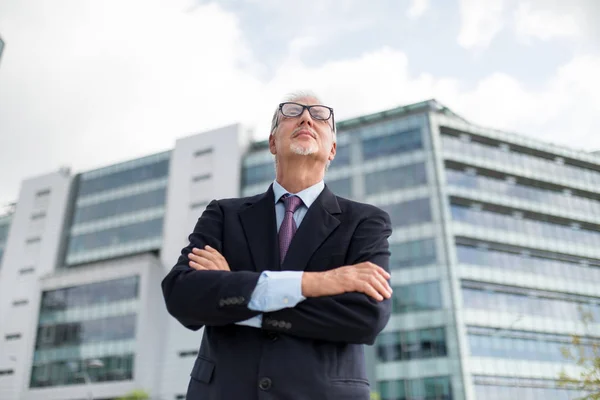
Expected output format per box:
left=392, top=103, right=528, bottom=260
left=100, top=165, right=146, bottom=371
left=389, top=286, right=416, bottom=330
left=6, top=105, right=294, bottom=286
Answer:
left=161, top=184, right=392, bottom=400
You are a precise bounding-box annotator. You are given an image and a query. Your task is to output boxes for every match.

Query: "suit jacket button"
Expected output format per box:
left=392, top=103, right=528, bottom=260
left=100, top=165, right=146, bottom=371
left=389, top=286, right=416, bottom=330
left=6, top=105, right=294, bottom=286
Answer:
left=285, top=322, right=292, bottom=330
left=239, top=296, right=245, bottom=302
left=219, top=299, right=225, bottom=307
left=259, top=377, right=272, bottom=391
left=278, top=321, right=286, bottom=328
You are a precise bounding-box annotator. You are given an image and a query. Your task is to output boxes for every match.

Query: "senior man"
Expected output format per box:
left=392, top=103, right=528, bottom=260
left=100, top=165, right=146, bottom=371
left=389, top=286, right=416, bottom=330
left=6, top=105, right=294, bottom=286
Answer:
left=162, top=91, right=393, bottom=400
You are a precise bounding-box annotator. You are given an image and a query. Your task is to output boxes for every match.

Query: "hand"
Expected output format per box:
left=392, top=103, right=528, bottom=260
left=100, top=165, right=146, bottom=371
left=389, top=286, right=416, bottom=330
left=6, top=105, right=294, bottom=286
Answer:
left=188, top=246, right=230, bottom=271
left=302, top=262, right=392, bottom=301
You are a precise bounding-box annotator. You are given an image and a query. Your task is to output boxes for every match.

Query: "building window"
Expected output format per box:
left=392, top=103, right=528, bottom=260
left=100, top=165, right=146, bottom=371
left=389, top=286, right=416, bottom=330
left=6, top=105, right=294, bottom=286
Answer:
left=72, top=188, right=167, bottom=225
left=192, top=174, right=211, bottom=182
left=178, top=350, right=198, bottom=358
left=362, top=129, right=422, bottom=160
left=391, top=281, right=442, bottom=314
left=78, top=159, right=170, bottom=197
left=365, top=163, right=427, bottom=195
left=194, top=148, right=213, bottom=157
left=242, top=162, right=275, bottom=187
left=34, top=189, right=51, bottom=210
left=5, top=333, right=21, bottom=340
left=379, top=376, right=452, bottom=400
left=389, top=238, right=436, bottom=269
left=31, top=212, right=46, bottom=220
left=381, top=198, right=432, bottom=227
left=325, top=177, right=352, bottom=198
left=330, top=144, right=351, bottom=167
left=376, top=327, right=446, bottom=362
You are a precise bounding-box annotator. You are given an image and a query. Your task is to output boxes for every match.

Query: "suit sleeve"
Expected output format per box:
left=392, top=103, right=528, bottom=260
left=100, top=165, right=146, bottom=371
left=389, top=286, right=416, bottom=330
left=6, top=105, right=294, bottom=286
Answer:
left=262, top=209, right=392, bottom=345
left=161, top=200, right=262, bottom=330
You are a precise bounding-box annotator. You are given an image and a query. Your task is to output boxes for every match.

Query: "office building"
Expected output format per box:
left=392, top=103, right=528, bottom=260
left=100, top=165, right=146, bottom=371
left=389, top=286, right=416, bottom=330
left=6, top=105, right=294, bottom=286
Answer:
left=1, top=101, right=599, bottom=400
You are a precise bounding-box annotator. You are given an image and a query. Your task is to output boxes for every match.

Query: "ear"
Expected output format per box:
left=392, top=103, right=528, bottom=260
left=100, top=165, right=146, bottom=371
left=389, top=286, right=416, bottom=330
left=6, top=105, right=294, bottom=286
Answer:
left=269, top=132, right=277, bottom=155
left=328, top=141, right=337, bottom=161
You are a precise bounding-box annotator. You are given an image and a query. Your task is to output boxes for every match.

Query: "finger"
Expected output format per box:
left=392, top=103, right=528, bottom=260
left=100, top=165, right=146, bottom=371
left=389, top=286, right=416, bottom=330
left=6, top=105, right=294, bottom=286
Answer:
left=200, top=249, right=228, bottom=270
left=377, top=266, right=391, bottom=280
left=189, top=255, right=218, bottom=270
left=196, top=249, right=219, bottom=263
left=360, top=282, right=384, bottom=301
left=369, top=276, right=392, bottom=299
left=374, top=273, right=393, bottom=295
left=188, top=261, right=207, bottom=270
left=204, top=245, right=221, bottom=256
left=188, top=252, right=210, bottom=264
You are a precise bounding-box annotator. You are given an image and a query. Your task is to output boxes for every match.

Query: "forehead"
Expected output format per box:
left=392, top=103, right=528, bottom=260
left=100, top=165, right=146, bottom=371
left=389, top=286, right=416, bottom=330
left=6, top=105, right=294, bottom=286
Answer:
left=289, top=96, right=320, bottom=105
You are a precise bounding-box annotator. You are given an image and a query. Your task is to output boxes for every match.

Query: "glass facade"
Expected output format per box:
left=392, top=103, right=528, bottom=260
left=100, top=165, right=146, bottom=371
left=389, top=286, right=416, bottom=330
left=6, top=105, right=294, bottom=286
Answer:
left=446, top=166, right=600, bottom=217
left=441, top=133, right=600, bottom=187
left=362, top=129, right=422, bottom=159
left=473, top=376, right=593, bottom=400
left=65, top=152, right=170, bottom=266
left=365, top=163, right=427, bottom=195
left=67, top=218, right=164, bottom=254
left=72, top=188, right=166, bottom=225
left=468, top=326, right=599, bottom=363
left=30, top=276, right=139, bottom=388
left=325, top=177, right=352, bottom=198
left=450, top=203, right=600, bottom=247
left=462, top=283, right=600, bottom=322
left=390, top=238, right=437, bottom=269
left=242, top=162, right=275, bottom=187
left=78, top=159, right=169, bottom=197
left=439, top=125, right=600, bottom=400
left=377, top=327, right=446, bottom=362
left=382, top=198, right=432, bottom=228
left=391, top=281, right=442, bottom=314
left=456, top=242, right=600, bottom=282
left=379, top=376, right=452, bottom=400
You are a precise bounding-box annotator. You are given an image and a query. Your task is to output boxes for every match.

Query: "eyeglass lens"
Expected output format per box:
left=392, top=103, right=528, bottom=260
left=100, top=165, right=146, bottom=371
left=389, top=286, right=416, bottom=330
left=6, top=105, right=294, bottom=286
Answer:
left=281, top=103, right=331, bottom=120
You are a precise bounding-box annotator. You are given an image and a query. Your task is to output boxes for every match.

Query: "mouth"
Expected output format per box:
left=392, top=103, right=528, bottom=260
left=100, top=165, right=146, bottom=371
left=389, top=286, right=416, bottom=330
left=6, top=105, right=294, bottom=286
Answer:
left=293, top=129, right=316, bottom=139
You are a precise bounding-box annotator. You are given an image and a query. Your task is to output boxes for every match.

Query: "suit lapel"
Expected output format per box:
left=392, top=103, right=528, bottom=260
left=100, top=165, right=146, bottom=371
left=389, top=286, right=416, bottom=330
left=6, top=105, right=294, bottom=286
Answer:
left=239, top=185, right=280, bottom=272
left=281, top=185, right=341, bottom=271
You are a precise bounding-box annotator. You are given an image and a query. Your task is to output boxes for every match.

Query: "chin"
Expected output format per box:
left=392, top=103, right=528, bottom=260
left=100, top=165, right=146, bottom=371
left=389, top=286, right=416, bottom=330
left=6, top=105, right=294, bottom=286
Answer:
left=290, top=143, right=318, bottom=156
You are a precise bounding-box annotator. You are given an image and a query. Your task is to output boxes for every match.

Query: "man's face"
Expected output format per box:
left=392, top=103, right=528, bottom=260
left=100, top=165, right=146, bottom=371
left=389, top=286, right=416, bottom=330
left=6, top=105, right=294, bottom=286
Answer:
left=269, top=96, right=336, bottom=164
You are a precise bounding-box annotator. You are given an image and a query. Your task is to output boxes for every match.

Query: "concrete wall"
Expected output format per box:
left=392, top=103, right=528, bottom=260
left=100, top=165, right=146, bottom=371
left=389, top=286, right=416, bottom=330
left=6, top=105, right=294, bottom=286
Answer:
left=0, top=169, right=74, bottom=400
left=158, top=124, right=250, bottom=399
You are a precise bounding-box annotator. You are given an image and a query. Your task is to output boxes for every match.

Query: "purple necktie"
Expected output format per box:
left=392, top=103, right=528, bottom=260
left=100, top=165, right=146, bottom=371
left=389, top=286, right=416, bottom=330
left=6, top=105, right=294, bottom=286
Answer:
left=279, top=194, right=303, bottom=264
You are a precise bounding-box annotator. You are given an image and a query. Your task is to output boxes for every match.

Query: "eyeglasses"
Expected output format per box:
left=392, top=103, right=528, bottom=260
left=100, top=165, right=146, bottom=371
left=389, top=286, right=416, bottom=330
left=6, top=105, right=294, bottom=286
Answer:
left=279, top=102, right=334, bottom=122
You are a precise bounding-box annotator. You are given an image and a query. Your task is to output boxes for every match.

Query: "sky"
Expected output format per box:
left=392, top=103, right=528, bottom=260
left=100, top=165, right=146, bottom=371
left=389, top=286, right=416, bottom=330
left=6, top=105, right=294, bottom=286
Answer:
left=0, top=0, right=599, bottom=205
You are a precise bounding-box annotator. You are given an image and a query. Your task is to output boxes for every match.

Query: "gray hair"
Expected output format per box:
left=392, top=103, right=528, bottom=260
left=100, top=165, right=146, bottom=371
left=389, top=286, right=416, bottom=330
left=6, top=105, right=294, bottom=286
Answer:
left=269, top=90, right=337, bottom=142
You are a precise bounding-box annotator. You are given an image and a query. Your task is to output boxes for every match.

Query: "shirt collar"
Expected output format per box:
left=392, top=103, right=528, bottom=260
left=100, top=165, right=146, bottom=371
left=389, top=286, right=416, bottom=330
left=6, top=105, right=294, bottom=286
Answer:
left=272, top=179, right=325, bottom=208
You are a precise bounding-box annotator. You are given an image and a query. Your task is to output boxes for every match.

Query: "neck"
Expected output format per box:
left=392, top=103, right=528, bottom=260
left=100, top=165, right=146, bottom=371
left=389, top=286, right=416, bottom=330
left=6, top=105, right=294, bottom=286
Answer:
left=276, top=156, right=325, bottom=193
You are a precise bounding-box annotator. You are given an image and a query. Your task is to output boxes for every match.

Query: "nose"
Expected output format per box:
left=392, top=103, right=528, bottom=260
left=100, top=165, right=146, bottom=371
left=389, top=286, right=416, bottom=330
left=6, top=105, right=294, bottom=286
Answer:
left=297, top=108, right=314, bottom=128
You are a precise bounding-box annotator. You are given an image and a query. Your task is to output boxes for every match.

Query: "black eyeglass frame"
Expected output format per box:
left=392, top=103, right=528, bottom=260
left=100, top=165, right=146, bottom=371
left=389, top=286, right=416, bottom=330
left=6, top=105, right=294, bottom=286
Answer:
left=278, top=102, right=336, bottom=132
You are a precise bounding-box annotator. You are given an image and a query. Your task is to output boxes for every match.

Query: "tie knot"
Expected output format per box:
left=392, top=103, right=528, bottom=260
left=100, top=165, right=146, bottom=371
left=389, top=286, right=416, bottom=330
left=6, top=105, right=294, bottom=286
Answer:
left=282, top=194, right=303, bottom=213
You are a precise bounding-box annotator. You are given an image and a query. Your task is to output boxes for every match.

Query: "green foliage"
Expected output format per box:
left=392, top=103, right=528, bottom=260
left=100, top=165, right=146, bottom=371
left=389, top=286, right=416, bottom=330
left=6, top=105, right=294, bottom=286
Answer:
left=557, top=307, right=600, bottom=399
left=116, top=389, right=150, bottom=400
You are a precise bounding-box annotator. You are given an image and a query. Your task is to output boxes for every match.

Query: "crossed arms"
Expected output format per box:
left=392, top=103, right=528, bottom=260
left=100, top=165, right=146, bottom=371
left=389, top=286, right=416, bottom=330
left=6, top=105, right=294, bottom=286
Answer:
left=161, top=200, right=393, bottom=345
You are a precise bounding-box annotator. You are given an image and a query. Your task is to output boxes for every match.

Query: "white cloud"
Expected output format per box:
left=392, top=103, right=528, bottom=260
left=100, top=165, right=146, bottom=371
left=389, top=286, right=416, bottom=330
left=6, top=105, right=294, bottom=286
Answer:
left=0, top=0, right=598, bottom=206
left=514, top=2, right=585, bottom=43
left=263, top=48, right=600, bottom=154
left=0, top=0, right=264, bottom=204
left=407, top=0, right=430, bottom=19
left=457, top=0, right=505, bottom=49
left=458, top=0, right=597, bottom=49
